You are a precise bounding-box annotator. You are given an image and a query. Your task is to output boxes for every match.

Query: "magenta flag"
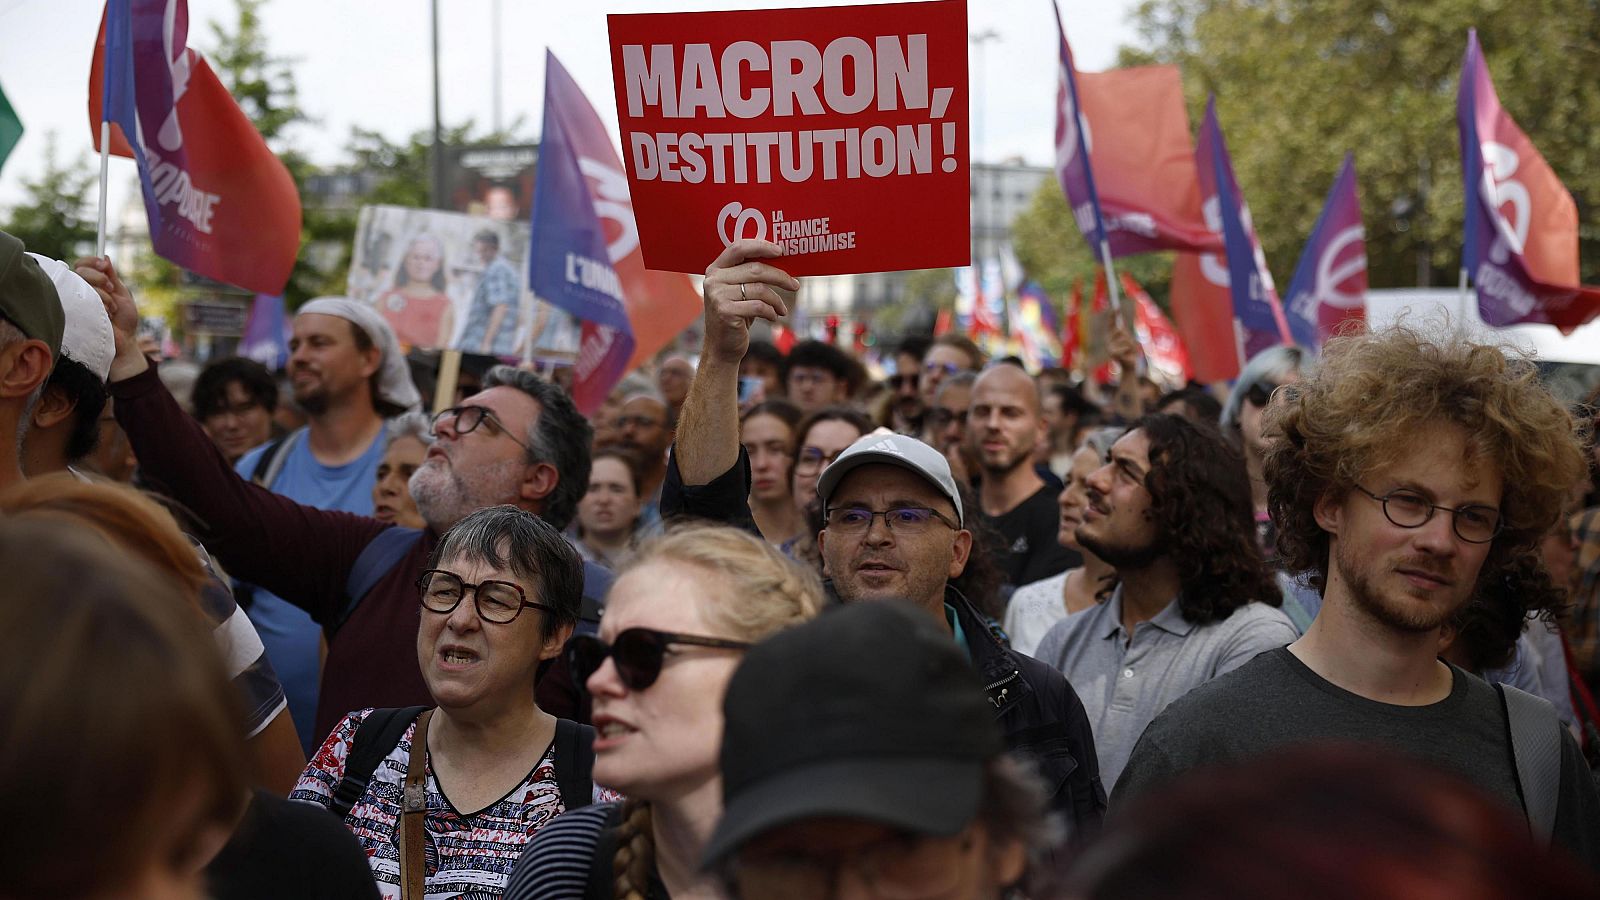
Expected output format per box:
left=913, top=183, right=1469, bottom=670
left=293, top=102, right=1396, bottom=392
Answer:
left=1458, top=30, right=1600, bottom=332
left=1283, top=154, right=1367, bottom=350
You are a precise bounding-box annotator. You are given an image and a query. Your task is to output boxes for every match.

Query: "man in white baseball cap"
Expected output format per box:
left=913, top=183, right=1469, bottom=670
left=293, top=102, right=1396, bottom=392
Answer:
left=20, top=253, right=115, bottom=478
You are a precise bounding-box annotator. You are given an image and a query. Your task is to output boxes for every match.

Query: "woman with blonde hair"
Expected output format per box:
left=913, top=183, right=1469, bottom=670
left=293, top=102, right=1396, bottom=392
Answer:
left=504, top=524, right=826, bottom=900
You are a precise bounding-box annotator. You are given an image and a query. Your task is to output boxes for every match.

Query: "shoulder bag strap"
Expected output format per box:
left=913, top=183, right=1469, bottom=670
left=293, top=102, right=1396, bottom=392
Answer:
left=253, top=428, right=305, bottom=489
left=1498, top=683, right=1562, bottom=843
left=329, top=705, right=430, bottom=820
left=552, top=717, right=596, bottom=811
left=401, top=708, right=435, bottom=900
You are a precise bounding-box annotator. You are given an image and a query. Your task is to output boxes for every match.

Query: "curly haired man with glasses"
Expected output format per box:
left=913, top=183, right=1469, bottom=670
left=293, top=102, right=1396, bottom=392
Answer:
left=1116, top=325, right=1600, bottom=870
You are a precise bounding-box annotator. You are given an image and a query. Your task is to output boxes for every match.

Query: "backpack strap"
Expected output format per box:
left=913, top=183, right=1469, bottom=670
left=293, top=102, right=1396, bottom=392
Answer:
left=329, top=705, right=430, bottom=821
left=583, top=803, right=626, bottom=900
left=553, top=717, right=596, bottom=812
left=1498, top=683, right=1563, bottom=843
left=250, top=428, right=305, bottom=489
left=333, top=527, right=426, bottom=631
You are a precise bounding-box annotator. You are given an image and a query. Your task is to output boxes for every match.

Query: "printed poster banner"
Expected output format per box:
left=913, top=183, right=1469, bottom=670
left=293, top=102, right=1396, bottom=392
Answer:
left=607, top=0, right=970, bottom=276
left=89, top=0, right=301, bottom=295
left=1282, top=153, right=1366, bottom=351
left=1457, top=29, right=1600, bottom=333
left=349, top=204, right=579, bottom=360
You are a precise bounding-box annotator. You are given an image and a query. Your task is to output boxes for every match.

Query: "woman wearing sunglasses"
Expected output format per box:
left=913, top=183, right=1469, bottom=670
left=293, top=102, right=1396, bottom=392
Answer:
left=291, top=505, right=611, bottom=899
left=504, top=524, right=825, bottom=900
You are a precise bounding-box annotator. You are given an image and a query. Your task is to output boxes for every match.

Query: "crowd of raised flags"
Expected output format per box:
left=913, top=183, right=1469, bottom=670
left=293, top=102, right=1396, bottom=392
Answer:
left=0, top=2, right=1578, bottom=391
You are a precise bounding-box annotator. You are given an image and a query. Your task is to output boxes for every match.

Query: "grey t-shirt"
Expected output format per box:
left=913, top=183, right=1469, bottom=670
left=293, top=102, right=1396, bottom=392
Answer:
left=1116, top=646, right=1600, bottom=870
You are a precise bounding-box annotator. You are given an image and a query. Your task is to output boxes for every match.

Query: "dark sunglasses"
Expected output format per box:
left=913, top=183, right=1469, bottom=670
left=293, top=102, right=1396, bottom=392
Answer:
left=889, top=373, right=920, bottom=390
left=1243, top=381, right=1280, bottom=409
left=566, top=628, right=751, bottom=692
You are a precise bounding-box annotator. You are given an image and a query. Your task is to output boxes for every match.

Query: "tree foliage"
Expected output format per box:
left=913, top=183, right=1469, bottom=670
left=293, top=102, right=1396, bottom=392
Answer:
left=2, top=132, right=95, bottom=262
left=1123, top=0, right=1600, bottom=287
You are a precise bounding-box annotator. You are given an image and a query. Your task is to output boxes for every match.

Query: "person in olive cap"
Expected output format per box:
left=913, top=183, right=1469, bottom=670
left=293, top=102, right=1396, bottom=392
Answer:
left=704, top=600, right=1058, bottom=899
left=0, top=230, right=65, bottom=491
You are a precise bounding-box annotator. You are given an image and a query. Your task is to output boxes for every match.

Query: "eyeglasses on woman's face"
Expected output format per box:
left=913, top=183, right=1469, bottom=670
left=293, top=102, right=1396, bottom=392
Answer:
left=416, top=569, right=554, bottom=624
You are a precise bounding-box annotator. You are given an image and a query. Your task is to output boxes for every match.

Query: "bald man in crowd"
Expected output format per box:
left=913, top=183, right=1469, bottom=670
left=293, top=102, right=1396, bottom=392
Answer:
left=970, top=363, right=1080, bottom=592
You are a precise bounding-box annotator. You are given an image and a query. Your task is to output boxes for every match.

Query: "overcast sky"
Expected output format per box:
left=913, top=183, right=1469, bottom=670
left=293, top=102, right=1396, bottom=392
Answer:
left=0, top=0, right=1142, bottom=223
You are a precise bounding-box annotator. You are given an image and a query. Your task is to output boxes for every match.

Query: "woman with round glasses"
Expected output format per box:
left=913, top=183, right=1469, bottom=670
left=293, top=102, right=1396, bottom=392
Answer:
left=292, top=505, right=612, bottom=898
left=504, top=524, right=825, bottom=900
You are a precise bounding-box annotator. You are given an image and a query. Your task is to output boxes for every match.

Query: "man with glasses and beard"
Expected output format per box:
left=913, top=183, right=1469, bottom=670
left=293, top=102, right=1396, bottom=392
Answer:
left=93, top=274, right=615, bottom=747
left=969, top=364, right=1079, bottom=592
left=1116, top=328, right=1600, bottom=869
left=1034, top=413, right=1296, bottom=790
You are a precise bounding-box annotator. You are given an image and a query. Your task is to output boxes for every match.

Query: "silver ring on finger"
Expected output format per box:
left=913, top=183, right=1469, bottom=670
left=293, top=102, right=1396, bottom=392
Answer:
left=740, top=282, right=749, bottom=300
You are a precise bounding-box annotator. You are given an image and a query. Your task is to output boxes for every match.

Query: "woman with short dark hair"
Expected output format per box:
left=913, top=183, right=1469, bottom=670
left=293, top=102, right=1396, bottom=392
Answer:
left=292, top=505, right=611, bottom=898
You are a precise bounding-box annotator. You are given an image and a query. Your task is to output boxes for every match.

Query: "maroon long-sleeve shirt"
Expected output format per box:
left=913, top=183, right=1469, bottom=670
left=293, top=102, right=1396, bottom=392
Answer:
left=110, top=365, right=592, bottom=743
left=112, top=365, right=436, bottom=742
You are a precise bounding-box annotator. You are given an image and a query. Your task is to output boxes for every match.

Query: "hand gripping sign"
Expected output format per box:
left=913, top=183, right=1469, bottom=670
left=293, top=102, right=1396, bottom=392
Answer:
left=607, top=0, right=970, bottom=276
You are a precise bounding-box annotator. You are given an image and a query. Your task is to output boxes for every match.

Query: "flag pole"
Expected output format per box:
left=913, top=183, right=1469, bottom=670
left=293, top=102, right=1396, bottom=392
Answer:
left=1458, top=265, right=1469, bottom=305
left=96, top=121, right=110, bottom=257
left=1099, top=238, right=1134, bottom=333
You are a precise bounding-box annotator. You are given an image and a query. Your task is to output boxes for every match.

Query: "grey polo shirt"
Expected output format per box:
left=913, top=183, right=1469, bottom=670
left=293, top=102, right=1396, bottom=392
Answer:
left=1033, top=587, right=1297, bottom=791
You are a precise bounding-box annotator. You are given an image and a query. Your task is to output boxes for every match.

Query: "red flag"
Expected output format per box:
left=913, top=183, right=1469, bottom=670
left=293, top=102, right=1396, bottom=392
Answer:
left=1123, top=271, right=1191, bottom=383
left=1076, top=66, right=1222, bottom=257
left=1060, top=280, right=1081, bottom=371
left=773, top=325, right=797, bottom=354
left=88, top=1, right=300, bottom=295
left=1170, top=252, right=1240, bottom=383
left=933, top=307, right=953, bottom=337
left=1089, top=270, right=1114, bottom=384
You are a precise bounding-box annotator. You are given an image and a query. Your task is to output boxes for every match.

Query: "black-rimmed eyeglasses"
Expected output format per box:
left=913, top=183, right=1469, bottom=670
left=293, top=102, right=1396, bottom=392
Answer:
left=566, top=628, right=752, bottom=691
left=430, top=405, right=531, bottom=452
left=1354, top=485, right=1502, bottom=544
left=416, top=569, right=555, bottom=624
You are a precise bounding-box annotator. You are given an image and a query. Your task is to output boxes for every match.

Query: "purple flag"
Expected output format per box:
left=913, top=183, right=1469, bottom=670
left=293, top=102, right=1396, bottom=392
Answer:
left=1457, top=30, right=1600, bottom=332
left=1283, top=154, right=1367, bottom=350
left=1196, top=97, right=1290, bottom=352
left=239, top=293, right=289, bottom=369
left=1051, top=0, right=1109, bottom=252
left=528, top=50, right=636, bottom=413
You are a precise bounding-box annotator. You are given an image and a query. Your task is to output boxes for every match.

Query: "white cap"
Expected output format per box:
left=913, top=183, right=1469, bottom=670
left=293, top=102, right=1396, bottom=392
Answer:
left=25, top=253, right=114, bottom=381
left=816, top=433, right=965, bottom=527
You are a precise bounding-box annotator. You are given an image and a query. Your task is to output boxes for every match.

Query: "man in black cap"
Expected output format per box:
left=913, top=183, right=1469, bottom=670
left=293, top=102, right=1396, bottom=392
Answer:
left=704, top=601, right=1054, bottom=900
left=670, top=239, right=1107, bottom=833
left=0, top=230, right=65, bottom=491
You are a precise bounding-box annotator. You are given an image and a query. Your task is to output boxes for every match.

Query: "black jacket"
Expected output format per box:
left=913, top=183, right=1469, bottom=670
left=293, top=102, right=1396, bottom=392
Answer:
left=662, top=447, right=1108, bottom=835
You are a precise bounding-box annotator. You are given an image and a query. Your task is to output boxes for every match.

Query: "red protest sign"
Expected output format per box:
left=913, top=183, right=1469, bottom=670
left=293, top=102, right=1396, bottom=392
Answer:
left=607, top=0, right=970, bottom=276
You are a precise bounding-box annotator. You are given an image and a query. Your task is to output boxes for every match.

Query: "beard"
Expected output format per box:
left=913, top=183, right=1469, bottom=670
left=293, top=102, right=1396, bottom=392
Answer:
left=1077, top=527, right=1163, bottom=571
left=409, top=455, right=524, bottom=531
left=1334, top=541, right=1462, bottom=633
left=977, top=439, right=1033, bottom=478
left=294, top=381, right=330, bottom=415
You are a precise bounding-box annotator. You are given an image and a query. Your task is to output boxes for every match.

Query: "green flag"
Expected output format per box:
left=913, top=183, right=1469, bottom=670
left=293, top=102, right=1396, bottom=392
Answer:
left=0, top=82, right=21, bottom=175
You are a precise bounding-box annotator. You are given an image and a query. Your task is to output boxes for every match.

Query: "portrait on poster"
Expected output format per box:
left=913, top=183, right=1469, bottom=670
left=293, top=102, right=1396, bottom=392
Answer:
left=348, top=205, right=580, bottom=359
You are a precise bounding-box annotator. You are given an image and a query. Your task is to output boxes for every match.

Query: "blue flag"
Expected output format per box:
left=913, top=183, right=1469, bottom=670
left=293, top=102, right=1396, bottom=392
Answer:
left=528, top=50, right=636, bottom=413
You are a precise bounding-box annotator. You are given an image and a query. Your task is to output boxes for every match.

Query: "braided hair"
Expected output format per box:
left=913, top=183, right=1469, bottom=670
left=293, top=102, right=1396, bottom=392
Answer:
left=612, top=798, right=656, bottom=900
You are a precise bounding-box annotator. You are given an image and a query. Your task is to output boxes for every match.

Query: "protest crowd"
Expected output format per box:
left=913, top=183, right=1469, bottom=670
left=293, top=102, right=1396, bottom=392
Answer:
left=6, top=2, right=1600, bottom=900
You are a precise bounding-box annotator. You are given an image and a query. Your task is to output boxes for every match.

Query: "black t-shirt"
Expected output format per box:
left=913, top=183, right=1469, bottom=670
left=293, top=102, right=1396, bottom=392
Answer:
left=207, top=790, right=380, bottom=900
left=987, top=483, right=1080, bottom=590
left=1116, top=647, right=1600, bottom=871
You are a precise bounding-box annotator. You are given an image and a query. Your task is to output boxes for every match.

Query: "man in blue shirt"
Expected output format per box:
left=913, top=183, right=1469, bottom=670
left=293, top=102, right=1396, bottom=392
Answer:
left=235, top=297, right=419, bottom=752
